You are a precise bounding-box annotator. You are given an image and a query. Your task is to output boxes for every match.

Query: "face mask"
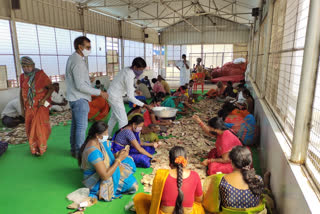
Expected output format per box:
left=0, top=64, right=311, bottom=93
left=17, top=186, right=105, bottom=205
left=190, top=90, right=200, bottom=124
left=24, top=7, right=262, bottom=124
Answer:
left=133, top=70, right=144, bottom=78
left=134, top=127, right=143, bottom=133
left=141, top=109, right=147, bottom=114
left=82, top=48, right=91, bottom=57
left=98, top=135, right=108, bottom=143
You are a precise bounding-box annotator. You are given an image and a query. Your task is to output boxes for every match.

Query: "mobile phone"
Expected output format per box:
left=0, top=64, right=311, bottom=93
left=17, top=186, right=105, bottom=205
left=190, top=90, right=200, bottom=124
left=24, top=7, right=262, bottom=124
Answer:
left=44, top=100, right=50, bottom=107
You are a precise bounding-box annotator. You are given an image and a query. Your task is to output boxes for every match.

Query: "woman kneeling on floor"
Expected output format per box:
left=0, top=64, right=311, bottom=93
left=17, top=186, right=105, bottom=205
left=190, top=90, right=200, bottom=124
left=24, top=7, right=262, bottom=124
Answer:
left=78, top=121, right=138, bottom=205
left=203, top=146, right=266, bottom=214
left=112, top=115, right=156, bottom=168
left=134, top=146, right=205, bottom=214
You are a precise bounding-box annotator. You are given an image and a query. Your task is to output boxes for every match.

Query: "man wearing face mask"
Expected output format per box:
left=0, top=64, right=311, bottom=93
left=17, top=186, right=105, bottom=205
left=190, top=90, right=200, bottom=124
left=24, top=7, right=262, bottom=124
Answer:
left=107, top=57, right=152, bottom=137
left=65, top=36, right=109, bottom=158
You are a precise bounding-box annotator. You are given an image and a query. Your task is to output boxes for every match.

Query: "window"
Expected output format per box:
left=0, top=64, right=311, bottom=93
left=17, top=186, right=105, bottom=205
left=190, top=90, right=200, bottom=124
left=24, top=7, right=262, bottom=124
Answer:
left=186, top=45, right=201, bottom=69
left=152, top=45, right=164, bottom=76
left=16, top=22, right=83, bottom=82
left=146, top=43, right=153, bottom=70
left=0, top=19, right=16, bottom=87
left=166, top=45, right=182, bottom=82
left=106, top=37, right=120, bottom=79
left=202, top=44, right=234, bottom=68
left=263, top=0, right=309, bottom=140
left=124, top=40, right=144, bottom=67
left=86, top=34, right=106, bottom=77
left=307, top=64, right=320, bottom=190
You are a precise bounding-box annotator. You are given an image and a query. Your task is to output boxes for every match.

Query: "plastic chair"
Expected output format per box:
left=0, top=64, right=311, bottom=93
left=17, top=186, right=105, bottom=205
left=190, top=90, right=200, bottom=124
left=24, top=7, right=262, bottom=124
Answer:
left=193, top=72, right=205, bottom=93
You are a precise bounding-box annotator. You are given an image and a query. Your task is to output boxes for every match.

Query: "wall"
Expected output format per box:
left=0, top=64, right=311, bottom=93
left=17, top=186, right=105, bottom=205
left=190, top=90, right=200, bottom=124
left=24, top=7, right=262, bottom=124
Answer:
left=0, top=0, right=159, bottom=43
left=160, top=16, right=250, bottom=45
left=249, top=82, right=318, bottom=214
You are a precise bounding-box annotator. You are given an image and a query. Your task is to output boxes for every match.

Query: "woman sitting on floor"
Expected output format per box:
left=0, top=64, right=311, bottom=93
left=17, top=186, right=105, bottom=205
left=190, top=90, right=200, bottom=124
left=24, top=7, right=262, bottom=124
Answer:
left=203, top=146, right=266, bottom=214
left=205, top=81, right=226, bottom=98
left=134, top=146, right=205, bottom=214
left=173, top=85, right=188, bottom=97
left=162, top=95, right=195, bottom=115
left=78, top=121, right=138, bottom=206
left=127, top=101, right=161, bottom=143
left=193, top=116, right=243, bottom=175
left=235, top=89, right=254, bottom=114
left=112, top=115, right=156, bottom=168
left=220, top=102, right=256, bottom=146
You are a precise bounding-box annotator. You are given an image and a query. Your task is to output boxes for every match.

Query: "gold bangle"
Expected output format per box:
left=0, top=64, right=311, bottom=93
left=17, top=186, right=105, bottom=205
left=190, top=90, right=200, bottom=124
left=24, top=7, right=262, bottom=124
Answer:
left=115, top=159, right=121, bottom=165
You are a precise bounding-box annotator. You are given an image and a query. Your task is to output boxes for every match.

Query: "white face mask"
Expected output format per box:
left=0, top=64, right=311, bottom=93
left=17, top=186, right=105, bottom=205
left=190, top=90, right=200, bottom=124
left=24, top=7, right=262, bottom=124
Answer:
left=98, top=135, right=108, bottom=143
left=134, top=127, right=143, bottom=133
left=82, top=48, right=91, bottom=57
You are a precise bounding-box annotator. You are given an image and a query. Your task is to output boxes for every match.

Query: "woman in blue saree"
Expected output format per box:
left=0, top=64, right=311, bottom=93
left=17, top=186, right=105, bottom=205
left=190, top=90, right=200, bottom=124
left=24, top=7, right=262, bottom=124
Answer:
left=78, top=121, right=138, bottom=205
left=112, top=115, right=156, bottom=168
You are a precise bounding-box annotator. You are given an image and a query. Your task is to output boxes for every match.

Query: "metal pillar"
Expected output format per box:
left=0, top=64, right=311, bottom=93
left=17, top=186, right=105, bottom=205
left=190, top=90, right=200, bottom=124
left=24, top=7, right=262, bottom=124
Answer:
left=9, top=3, right=21, bottom=83
left=261, top=0, right=274, bottom=98
left=119, top=20, right=124, bottom=69
left=248, top=25, right=254, bottom=78
left=143, top=28, right=146, bottom=60
left=252, top=0, right=263, bottom=82
left=9, top=20, right=21, bottom=81
left=290, top=0, right=320, bottom=164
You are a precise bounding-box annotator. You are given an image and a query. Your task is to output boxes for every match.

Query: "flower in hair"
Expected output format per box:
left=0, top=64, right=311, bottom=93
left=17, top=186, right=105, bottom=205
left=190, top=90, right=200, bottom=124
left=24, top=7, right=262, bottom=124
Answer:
left=242, top=165, right=251, bottom=170
left=175, top=156, right=188, bottom=167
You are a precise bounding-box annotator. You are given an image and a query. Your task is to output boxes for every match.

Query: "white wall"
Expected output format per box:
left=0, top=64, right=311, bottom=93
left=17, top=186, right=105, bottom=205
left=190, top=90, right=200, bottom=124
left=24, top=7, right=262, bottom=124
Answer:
left=249, top=82, right=319, bottom=214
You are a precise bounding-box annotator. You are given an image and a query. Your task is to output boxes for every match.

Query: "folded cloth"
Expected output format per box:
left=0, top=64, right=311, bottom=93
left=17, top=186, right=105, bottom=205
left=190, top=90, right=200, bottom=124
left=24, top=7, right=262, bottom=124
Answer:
left=67, top=188, right=90, bottom=204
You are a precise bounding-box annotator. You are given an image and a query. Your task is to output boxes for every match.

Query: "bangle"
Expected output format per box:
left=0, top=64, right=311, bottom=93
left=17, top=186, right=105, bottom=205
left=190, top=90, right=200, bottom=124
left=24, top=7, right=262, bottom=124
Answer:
left=115, top=159, right=121, bottom=165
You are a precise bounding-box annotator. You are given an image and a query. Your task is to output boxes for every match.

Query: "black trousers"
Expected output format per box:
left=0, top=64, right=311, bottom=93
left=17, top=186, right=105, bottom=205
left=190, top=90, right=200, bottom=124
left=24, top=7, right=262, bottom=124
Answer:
left=2, top=115, right=24, bottom=128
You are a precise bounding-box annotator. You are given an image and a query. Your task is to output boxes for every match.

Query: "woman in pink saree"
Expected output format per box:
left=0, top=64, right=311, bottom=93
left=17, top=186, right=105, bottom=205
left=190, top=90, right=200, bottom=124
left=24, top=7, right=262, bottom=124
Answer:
left=193, top=116, right=243, bottom=175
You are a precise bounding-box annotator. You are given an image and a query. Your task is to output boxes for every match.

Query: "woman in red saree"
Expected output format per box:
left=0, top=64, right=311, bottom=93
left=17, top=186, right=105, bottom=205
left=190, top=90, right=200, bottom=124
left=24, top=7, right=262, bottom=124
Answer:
left=193, top=115, right=243, bottom=175
left=20, top=56, right=54, bottom=156
left=88, top=95, right=110, bottom=121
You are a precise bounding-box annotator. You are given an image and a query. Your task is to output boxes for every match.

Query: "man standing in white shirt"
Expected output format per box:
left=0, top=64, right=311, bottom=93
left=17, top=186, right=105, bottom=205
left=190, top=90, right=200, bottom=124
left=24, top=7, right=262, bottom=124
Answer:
left=65, top=36, right=108, bottom=158
left=107, top=57, right=151, bottom=136
left=175, top=54, right=190, bottom=86
left=1, top=98, right=24, bottom=128
left=50, top=83, right=69, bottom=112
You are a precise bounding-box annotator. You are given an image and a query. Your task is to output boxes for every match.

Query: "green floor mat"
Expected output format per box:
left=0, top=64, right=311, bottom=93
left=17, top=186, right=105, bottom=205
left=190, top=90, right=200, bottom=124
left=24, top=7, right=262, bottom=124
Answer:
left=0, top=103, right=150, bottom=214
left=0, top=94, right=262, bottom=214
left=0, top=122, right=151, bottom=214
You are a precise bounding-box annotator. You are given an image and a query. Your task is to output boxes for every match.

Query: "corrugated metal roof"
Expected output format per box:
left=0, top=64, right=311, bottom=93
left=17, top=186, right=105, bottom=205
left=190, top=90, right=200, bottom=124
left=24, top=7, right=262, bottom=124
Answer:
left=72, top=0, right=260, bottom=31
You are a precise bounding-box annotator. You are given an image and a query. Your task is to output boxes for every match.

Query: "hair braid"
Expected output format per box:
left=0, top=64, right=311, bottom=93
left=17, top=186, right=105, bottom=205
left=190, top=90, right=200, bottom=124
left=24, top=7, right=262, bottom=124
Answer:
left=174, top=164, right=184, bottom=214
left=241, top=168, right=264, bottom=195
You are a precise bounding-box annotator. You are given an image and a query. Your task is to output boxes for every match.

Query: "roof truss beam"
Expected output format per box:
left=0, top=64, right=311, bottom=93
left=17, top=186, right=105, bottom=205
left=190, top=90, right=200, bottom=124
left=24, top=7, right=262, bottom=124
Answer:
left=160, top=0, right=201, bottom=32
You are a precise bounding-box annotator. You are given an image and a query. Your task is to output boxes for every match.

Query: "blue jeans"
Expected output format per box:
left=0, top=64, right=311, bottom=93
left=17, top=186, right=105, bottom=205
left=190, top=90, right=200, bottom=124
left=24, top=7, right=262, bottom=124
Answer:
left=69, top=99, right=89, bottom=156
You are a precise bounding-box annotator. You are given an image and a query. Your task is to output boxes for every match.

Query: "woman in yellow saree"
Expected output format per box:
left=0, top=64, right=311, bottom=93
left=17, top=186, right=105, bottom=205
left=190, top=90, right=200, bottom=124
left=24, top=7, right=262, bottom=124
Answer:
left=134, top=146, right=205, bottom=214
left=202, top=146, right=267, bottom=214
